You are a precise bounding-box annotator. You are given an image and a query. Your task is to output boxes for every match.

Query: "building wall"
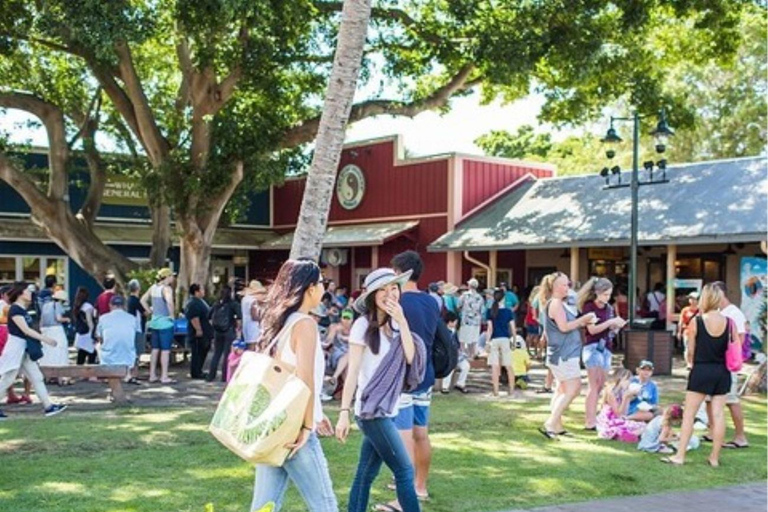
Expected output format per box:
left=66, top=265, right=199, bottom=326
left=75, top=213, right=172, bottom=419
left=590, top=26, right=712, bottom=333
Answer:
left=461, top=160, right=553, bottom=215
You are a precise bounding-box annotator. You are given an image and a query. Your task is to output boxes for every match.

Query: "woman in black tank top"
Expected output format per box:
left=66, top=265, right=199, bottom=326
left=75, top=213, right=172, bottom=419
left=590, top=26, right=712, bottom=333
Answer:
left=661, top=284, right=739, bottom=468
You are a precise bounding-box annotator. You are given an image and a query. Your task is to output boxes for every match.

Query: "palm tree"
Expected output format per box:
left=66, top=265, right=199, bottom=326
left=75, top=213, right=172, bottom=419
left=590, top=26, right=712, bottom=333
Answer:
left=289, top=0, right=372, bottom=260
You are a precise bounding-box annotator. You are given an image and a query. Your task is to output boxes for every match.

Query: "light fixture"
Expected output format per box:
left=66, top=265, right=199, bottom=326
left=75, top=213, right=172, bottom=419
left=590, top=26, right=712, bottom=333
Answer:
left=650, top=110, right=674, bottom=153
left=723, top=244, right=737, bottom=255
left=600, top=167, right=610, bottom=185
left=656, top=159, right=667, bottom=180
left=601, top=122, right=623, bottom=144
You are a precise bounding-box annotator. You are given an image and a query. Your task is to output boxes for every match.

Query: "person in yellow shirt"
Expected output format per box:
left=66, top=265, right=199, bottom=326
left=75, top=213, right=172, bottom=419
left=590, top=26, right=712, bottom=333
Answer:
left=512, top=336, right=531, bottom=389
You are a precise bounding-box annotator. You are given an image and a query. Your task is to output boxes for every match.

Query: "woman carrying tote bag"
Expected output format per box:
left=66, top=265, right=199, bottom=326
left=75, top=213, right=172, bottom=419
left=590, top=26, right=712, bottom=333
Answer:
left=249, top=258, right=337, bottom=512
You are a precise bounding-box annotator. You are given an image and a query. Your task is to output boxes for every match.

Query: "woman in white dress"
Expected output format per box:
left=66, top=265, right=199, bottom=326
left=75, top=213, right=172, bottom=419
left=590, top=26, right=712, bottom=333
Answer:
left=72, top=287, right=97, bottom=365
left=39, top=290, right=72, bottom=383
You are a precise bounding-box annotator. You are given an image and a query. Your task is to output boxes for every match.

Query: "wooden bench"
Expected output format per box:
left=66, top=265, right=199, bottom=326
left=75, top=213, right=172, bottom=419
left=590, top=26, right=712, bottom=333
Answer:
left=41, top=365, right=130, bottom=404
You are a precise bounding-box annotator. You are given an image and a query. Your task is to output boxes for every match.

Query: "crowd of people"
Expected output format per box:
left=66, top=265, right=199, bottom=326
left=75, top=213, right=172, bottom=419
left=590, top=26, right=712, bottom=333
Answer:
left=0, top=250, right=754, bottom=510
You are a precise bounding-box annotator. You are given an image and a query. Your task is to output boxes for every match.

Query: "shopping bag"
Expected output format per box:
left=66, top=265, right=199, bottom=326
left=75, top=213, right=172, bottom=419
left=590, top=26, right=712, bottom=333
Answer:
left=209, top=318, right=310, bottom=466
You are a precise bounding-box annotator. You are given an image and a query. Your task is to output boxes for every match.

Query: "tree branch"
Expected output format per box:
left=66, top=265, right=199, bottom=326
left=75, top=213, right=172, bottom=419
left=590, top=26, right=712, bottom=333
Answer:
left=114, top=40, right=170, bottom=166
left=78, top=119, right=106, bottom=228
left=0, top=152, right=52, bottom=216
left=0, top=91, right=69, bottom=201
left=314, top=2, right=443, bottom=44
left=175, top=38, right=192, bottom=115
left=280, top=63, right=478, bottom=148
left=200, top=160, right=244, bottom=239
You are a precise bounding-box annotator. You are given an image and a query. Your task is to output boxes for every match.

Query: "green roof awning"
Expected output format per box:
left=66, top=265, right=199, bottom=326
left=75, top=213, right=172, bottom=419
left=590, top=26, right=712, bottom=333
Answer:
left=0, top=218, right=273, bottom=249
left=261, top=221, right=419, bottom=250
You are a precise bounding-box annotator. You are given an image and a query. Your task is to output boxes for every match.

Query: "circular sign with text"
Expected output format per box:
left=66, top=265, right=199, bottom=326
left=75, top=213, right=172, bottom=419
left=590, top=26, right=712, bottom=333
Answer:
left=336, top=164, right=366, bottom=210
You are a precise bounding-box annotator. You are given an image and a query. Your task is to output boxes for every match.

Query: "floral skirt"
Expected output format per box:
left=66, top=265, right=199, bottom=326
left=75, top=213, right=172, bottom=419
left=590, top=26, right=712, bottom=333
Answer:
left=596, top=405, right=646, bottom=443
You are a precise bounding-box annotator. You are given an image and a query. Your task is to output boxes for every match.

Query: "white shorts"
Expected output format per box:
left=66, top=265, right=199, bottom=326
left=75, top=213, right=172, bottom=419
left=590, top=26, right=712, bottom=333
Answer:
left=458, top=324, right=481, bottom=345
left=487, top=337, right=512, bottom=367
left=548, top=358, right=581, bottom=382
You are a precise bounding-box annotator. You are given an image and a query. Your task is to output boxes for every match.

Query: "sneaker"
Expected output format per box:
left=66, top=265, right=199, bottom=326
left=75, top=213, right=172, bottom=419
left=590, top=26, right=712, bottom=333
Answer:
left=320, top=392, right=333, bottom=402
left=43, top=404, right=68, bottom=417
left=0, top=410, right=7, bottom=420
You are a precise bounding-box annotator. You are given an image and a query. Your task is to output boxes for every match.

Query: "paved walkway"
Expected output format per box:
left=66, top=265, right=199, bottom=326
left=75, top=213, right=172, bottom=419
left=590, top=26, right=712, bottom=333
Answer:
left=501, top=483, right=767, bottom=512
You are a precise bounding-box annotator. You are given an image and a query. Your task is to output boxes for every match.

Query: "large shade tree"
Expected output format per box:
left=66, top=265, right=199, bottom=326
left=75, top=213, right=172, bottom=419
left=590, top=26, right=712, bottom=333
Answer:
left=0, top=0, right=748, bottom=286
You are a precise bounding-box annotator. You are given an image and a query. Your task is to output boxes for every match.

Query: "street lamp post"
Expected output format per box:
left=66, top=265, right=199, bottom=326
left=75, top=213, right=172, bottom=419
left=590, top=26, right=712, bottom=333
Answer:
left=600, top=110, right=674, bottom=325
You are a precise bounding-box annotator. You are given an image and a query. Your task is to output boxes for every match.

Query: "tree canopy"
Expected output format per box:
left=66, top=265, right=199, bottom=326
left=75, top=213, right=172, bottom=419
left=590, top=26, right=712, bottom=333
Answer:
left=0, top=0, right=752, bottom=284
left=475, top=2, right=766, bottom=175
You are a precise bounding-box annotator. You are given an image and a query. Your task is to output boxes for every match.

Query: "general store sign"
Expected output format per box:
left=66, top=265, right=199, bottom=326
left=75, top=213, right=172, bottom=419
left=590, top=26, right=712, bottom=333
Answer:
left=103, top=175, right=147, bottom=206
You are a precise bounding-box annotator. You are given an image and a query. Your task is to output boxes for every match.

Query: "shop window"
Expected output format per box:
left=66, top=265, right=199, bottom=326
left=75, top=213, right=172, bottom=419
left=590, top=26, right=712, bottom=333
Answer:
left=0, top=257, right=15, bottom=285
left=22, top=257, right=41, bottom=283
left=471, top=268, right=512, bottom=289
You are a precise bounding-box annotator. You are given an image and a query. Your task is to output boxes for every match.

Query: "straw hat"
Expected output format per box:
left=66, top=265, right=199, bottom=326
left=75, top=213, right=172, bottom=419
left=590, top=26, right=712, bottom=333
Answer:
left=353, top=268, right=413, bottom=313
left=52, top=290, right=69, bottom=302
left=443, top=282, right=458, bottom=295
left=247, top=280, right=266, bottom=294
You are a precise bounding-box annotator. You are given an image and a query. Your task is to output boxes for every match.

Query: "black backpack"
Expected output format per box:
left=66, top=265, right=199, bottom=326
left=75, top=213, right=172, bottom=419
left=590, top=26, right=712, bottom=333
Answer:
left=433, top=320, right=459, bottom=379
left=211, top=302, right=232, bottom=333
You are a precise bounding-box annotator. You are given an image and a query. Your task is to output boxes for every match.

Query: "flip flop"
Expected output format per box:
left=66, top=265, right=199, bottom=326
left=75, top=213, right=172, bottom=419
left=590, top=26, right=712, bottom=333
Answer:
left=126, top=378, right=142, bottom=385
left=538, top=427, right=558, bottom=440
left=159, top=379, right=178, bottom=384
left=417, top=493, right=430, bottom=502
left=722, top=441, right=749, bottom=449
left=706, top=459, right=720, bottom=467
left=583, top=426, right=597, bottom=431
left=660, top=457, right=683, bottom=466
left=556, top=430, right=573, bottom=437
left=701, top=435, right=713, bottom=443
left=372, top=503, right=402, bottom=512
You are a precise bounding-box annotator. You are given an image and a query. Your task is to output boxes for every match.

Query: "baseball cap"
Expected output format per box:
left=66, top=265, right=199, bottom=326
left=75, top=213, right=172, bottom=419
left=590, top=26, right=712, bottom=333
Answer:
left=687, top=291, right=700, bottom=299
left=638, top=359, right=655, bottom=370
left=232, top=339, right=247, bottom=350
left=341, top=309, right=354, bottom=320
left=110, top=295, right=126, bottom=307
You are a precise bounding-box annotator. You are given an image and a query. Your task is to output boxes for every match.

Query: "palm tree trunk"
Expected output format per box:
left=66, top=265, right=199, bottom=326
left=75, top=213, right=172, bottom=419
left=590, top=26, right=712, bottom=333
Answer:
left=289, top=0, right=372, bottom=260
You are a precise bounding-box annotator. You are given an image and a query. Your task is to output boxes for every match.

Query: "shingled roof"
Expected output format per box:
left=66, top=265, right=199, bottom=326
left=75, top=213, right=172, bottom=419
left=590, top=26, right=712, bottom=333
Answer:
left=429, top=156, right=767, bottom=252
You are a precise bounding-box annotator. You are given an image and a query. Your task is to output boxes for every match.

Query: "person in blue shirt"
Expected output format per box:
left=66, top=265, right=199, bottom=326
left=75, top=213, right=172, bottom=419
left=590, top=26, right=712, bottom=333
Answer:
left=627, top=360, right=659, bottom=422
left=390, top=251, right=439, bottom=506
left=500, top=282, right=520, bottom=318
left=487, top=289, right=516, bottom=397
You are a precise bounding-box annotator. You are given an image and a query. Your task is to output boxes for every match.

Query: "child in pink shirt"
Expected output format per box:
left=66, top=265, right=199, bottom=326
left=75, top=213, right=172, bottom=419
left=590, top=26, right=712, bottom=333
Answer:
left=226, top=339, right=248, bottom=384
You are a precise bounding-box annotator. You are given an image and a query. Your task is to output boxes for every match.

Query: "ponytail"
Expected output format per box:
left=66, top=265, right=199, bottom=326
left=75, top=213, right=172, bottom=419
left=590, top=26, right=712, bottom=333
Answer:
left=576, top=277, right=614, bottom=312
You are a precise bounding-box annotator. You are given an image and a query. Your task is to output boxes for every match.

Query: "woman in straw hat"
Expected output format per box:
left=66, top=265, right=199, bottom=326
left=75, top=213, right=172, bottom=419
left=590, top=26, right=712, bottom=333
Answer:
left=250, top=258, right=336, bottom=512
left=336, top=267, right=426, bottom=512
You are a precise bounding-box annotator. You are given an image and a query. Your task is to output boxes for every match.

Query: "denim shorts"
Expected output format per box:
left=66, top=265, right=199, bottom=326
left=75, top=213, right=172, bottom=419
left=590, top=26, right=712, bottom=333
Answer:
left=150, top=327, right=174, bottom=351
left=582, top=343, right=612, bottom=371
left=394, top=389, right=432, bottom=430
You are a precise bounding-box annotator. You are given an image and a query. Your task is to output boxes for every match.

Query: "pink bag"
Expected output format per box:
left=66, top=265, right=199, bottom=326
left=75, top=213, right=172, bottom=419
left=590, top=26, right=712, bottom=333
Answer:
left=725, top=318, right=743, bottom=372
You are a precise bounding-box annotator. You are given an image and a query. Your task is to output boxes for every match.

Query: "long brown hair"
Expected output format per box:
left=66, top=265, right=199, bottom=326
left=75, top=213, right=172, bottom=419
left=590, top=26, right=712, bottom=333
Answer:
left=362, top=291, right=397, bottom=355
left=576, top=277, right=613, bottom=312
left=72, top=286, right=90, bottom=319
left=257, top=258, right=321, bottom=352
left=489, top=289, right=505, bottom=320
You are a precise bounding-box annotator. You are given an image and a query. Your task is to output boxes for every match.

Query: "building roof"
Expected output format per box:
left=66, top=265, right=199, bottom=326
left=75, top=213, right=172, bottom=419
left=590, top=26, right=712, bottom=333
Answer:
left=0, top=218, right=273, bottom=249
left=429, top=157, right=768, bottom=252
left=261, top=221, right=419, bottom=250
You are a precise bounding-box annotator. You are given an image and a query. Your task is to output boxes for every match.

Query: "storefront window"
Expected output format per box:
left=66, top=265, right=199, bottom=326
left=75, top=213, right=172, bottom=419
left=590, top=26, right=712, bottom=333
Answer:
left=22, top=257, right=41, bottom=284
left=0, top=257, right=15, bottom=285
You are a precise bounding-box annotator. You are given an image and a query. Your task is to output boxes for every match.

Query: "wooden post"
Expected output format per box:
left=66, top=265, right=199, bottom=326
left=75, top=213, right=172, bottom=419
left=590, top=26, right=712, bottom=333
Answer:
left=570, top=246, right=580, bottom=283
left=666, top=244, right=677, bottom=329
left=489, top=250, right=498, bottom=288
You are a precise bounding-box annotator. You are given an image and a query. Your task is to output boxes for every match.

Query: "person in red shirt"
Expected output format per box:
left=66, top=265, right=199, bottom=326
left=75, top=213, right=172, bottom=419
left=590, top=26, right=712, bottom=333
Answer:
left=677, top=291, right=700, bottom=369
left=95, top=273, right=117, bottom=318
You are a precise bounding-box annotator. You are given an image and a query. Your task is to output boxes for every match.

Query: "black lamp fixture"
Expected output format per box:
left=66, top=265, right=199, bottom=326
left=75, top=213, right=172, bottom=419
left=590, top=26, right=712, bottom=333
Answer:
left=650, top=110, right=675, bottom=153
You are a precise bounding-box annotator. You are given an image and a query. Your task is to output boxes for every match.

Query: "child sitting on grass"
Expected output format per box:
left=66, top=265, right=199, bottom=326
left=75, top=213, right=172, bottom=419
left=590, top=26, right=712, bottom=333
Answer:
left=512, top=336, right=531, bottom=389
left=226, top=339, right=248, bottom=384
left=638, top=404, right=700, bottom=454
left=596, top=368, right=647, bottom=443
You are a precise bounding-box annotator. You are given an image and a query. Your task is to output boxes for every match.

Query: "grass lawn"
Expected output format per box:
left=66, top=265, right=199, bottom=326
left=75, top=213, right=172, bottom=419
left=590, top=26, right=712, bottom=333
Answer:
left=0, top=390, right=765, bottom=512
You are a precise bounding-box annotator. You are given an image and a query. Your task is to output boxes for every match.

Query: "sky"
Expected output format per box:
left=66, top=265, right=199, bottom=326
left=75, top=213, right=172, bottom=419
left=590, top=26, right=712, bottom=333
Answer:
left=1, top=89, right=576, bottom=158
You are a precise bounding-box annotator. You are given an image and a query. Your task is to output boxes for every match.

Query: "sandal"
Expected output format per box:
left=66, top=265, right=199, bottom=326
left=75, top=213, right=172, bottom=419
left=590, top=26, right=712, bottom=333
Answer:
left=660, top=457, right=683, bottom=466
left=538, top=427, right=558, bottom=440
left=722, top=441, right=749, bottom=449
left=126, top=378, right=142, bottom=385
left=701, top=435, right=713, bottom=443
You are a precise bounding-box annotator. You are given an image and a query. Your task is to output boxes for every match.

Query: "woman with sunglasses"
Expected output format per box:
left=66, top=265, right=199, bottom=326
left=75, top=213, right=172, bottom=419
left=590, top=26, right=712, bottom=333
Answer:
left=250, top=259, right=337, bottom=512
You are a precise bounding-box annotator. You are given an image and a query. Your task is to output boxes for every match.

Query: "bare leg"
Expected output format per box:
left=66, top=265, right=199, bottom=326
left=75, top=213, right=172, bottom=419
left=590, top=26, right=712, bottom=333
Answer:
left=544, top=368, right=554, bottom=390
left=149, top=348, right=160, bottom=381
left=708, top=395, right=727, bottom=466
left=160, top=350, right=171, bottom=381
left=668, top=391, right=706, bottom=464
left=584, top=367, right=605, bottom=428
left=545, top=378, right=581, bottom=432
left=491, top=365, right=500, bottom=396
left=332, top=354, right=348, bottom=381
left=506, top=365, right=515, bottom=395
left=413, top=426, right=431, bottom=497
left=627, top=411, right=655, bottom=422
left=727, top=402, right=748, bottom=445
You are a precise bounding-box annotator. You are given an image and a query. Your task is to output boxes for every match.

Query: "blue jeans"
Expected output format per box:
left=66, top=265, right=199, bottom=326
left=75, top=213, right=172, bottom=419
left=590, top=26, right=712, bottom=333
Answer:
left=251, top=433, right=337, bottom=512
left=349, top=417, right=421, bottom=512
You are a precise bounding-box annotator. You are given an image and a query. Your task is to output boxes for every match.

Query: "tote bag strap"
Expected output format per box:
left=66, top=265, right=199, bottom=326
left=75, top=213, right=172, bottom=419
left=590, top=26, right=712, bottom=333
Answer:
left=261, top=313, right=312, bottom=356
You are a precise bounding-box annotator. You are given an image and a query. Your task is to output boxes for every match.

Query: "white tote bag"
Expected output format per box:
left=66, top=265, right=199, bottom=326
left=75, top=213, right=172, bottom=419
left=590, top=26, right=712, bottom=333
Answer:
left=209, top=316, right=311, bottom=466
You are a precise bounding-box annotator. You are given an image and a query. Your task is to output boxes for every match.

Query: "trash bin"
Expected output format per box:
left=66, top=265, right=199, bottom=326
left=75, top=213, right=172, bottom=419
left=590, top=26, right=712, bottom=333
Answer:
left=624, top=327, right=674, bottom=375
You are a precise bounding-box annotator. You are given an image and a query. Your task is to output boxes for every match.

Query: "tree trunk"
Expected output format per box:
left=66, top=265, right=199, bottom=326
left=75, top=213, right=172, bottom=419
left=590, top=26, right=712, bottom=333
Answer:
left=149, top=200, right=172, bottom=268
left=289, top=0, right=372, bottom=260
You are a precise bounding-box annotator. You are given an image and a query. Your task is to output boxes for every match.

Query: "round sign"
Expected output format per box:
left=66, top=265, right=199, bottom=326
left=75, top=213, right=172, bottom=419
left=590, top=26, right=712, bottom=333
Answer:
left=336, top=164, right=366, bottom=210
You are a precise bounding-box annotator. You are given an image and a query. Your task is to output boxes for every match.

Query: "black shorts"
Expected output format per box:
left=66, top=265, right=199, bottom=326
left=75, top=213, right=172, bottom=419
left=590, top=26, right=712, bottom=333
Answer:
left=687, top=363, right=731, bottom=396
